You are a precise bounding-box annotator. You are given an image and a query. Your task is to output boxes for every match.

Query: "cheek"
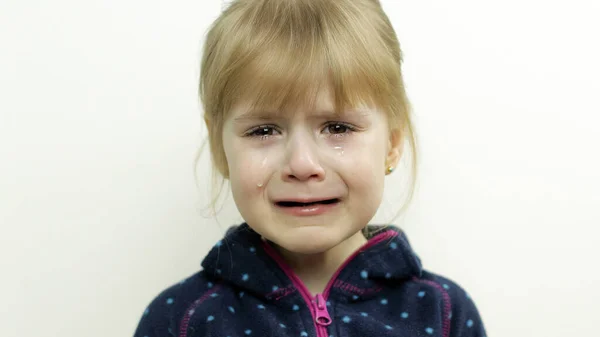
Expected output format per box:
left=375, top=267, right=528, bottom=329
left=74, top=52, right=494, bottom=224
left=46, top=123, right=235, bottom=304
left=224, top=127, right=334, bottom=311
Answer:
left=337, top=134, right=387, bottom=195
left=337, top=133, right=386, bottom=171
left=226, top=143, right=279, bottom=200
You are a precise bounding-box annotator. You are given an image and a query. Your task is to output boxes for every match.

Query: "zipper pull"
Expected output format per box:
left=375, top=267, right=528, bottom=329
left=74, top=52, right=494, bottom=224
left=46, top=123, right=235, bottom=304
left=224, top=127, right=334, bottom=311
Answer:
left=314, top=294, right=332, bottom=326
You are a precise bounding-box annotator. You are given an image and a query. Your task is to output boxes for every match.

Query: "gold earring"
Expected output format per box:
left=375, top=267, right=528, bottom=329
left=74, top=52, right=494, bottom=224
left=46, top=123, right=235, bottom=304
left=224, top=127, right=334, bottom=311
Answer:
left=386, top=166, right=394, bottom=174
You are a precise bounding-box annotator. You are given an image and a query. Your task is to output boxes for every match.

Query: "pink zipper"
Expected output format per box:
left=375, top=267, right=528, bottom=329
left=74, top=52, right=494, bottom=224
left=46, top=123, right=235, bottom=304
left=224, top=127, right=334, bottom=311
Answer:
left=261, top=230, right=396, bottom=337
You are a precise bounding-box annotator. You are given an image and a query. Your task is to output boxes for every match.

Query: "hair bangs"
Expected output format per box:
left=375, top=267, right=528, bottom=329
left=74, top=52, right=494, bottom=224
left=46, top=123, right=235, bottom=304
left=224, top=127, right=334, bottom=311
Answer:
left=219, top=0, right=399, bottom=119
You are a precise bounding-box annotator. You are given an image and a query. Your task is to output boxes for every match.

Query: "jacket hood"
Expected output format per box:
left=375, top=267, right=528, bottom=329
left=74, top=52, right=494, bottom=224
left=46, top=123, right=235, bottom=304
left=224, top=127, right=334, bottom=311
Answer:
left=200, top=223, right=423, bottom=302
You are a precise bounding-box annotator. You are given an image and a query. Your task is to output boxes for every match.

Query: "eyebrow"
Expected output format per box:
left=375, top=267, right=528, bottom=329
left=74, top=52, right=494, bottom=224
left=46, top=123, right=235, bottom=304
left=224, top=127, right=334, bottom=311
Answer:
left=232, top=110, right=281, bottom=122
left=232, top=108, right=370, bottom=123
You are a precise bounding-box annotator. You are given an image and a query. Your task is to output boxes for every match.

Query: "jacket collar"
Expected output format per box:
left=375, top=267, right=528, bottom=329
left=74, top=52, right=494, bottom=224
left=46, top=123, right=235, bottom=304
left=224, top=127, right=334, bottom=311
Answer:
left=201, top=223, right=423, bottom=301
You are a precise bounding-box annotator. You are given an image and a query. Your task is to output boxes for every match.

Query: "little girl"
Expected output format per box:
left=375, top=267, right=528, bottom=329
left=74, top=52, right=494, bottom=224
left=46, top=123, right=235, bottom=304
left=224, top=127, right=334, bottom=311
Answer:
left=134, top=0, right=486, bottom=336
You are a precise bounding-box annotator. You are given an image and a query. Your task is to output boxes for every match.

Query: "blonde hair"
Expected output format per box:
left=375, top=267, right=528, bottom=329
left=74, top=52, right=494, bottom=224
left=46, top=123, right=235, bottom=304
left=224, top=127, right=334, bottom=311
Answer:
left=195, top=0, right=418, bottom=221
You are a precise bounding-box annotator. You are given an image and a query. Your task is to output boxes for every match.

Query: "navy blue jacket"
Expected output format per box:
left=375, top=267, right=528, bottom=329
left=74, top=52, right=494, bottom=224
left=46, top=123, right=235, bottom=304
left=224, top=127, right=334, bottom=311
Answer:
left=134, top=224, right=486, bottom=337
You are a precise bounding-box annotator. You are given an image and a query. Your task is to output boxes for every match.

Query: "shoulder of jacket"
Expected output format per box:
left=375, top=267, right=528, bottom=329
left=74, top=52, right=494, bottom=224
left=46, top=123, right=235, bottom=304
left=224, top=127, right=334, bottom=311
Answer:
left=416, top=270, right=487, bottom=337
left=133, top=270, right=219, bottom=337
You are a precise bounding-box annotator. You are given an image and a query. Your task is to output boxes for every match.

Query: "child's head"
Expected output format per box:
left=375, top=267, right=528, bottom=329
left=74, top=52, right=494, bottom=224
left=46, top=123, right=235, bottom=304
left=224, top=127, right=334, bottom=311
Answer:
left=197, top=0, right=417, bottom=254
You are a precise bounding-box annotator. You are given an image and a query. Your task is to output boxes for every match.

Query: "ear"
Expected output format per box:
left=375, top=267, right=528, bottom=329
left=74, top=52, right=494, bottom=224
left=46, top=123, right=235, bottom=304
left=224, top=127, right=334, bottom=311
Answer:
left=385, top=128, right=403, bottom=173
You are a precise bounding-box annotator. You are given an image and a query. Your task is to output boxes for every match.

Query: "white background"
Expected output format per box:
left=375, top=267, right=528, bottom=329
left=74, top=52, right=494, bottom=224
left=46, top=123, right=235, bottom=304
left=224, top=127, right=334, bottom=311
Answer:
left=1, top=0, right=599, bottom=336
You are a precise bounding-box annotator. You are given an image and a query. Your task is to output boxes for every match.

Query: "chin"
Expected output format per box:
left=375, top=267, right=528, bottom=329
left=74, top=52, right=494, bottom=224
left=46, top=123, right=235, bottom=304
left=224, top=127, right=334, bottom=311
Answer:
left=272, top=226, right=345, bottom=255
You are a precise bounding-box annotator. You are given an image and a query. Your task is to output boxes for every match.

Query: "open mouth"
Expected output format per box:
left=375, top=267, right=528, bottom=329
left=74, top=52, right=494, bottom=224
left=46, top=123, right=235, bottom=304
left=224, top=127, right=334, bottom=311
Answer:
left=275, top=198, right=340, bottom=207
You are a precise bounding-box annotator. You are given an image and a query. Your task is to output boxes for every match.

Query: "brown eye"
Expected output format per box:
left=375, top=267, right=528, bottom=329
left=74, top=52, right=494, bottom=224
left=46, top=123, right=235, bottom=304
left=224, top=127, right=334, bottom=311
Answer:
left=246, top=125, right=280, bottom=138
left=325, top=123, right=353, bottom=134
left=253, top=127, right=275, bottom=136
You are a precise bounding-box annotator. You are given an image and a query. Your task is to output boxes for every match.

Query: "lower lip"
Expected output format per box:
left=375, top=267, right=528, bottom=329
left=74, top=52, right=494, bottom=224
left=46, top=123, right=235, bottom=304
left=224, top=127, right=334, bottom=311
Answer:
left=275, top=201, right=340, bottom=216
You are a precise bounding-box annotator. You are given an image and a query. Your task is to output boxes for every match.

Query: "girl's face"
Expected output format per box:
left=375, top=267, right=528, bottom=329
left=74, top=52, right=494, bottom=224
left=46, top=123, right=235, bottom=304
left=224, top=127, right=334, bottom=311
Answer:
left=221, top=87, right=401, bottom=255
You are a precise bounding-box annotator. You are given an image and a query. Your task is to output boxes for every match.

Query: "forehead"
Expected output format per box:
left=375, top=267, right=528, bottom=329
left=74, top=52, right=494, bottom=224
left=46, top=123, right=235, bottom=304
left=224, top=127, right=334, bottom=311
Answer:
left=229, top=85, right=375, bottom=122
left=230, top=83, right=332, bottom=115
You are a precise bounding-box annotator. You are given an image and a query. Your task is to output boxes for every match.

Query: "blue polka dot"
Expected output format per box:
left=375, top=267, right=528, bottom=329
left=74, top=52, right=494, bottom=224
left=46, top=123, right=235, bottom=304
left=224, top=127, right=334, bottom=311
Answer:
left=418, top=291, right=426, bottom=297
left=257, top=304, right=265, bottom=309
left=401, top=312, right=409, bottom=319
left=143, top=308, right=149, bottom=315
left=326, top=301, right=331, bottom=306
left=300, top=332, right=308, bottom=337
left=443, top=283, right=450, bottom=290
left=342, top=316, right=351, bottom=323
left=166, top=298, right=174, bottom=305
left=449, top=311, right=453, bottom=319
left=179, top=278, right=187, bottom=284
left=244, top=330, right=252, bottom=335
left=425, top=327, right=434, bottom=334
left=272, top=286, right=279, bottom=291
left=249, top=247, right=256, bottom=253
left=228, top=306, right=235, bottom=313
left=467, top=319, right=474, bottom=327
left=385, top=325, right=393, bottom=330
left=239, top=291, right=244, bottom=298
left=210, top=293, right=218, bottom=298
left=207, top=282, right=213, bottom=288
left=292, top=304, right=300, bottom=311
left=385, top=273, right=391, bottom=279
left=360, top=312, right=368, bottom=317
left=242, top=274, right=249, bottom=281
left=216, top=269, right=222, bottom=274
left=188, top=309, right=195, bottom=315
left=390, top=242, right=398, bottom=249
left=279, top=323, right=286, bottom=328
left=207, top=315, right=214, bottom=322
left=352, top=295, right=359, bottom=300
left=360, top=270, right=368, bottom=279
left=380, top=298, right=388, bottom=305
left=215, top=240, right=222, bottom=247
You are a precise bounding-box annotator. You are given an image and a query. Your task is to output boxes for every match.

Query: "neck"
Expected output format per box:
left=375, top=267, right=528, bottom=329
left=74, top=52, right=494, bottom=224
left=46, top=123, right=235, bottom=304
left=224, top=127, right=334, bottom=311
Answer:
left=274, top=230, right=367, bottom=296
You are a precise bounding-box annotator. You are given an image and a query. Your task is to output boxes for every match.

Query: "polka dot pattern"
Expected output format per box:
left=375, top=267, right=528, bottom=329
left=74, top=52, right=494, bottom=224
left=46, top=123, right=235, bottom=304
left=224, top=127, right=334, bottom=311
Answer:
left=134, top=225, right=486, bottom=337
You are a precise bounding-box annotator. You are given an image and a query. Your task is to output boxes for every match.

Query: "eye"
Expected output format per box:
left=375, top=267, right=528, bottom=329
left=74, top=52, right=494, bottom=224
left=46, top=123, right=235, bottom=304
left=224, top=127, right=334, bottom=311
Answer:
left=245, top=125, right=280, bottom=138
left=323, top=122, right=356, bottom=135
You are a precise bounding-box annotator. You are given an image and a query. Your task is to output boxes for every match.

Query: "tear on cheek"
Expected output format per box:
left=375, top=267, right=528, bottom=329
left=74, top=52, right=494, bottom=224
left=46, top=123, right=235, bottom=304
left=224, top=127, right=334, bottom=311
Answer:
left=253, top=152, right=275, bottom=189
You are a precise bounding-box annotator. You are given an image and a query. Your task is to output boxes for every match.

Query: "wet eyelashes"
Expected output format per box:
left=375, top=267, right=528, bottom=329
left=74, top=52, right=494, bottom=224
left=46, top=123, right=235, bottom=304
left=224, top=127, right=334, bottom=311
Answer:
left=245, top=125, right=279, bottom=138
left=324, top=123, right=354, bottom=135
left=244, top=122, right=357, bottom=140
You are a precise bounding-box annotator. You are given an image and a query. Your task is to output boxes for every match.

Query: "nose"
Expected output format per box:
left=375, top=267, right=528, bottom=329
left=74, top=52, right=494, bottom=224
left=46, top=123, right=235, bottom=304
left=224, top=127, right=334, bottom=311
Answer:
left=281, top=130, right=325, bottom=182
